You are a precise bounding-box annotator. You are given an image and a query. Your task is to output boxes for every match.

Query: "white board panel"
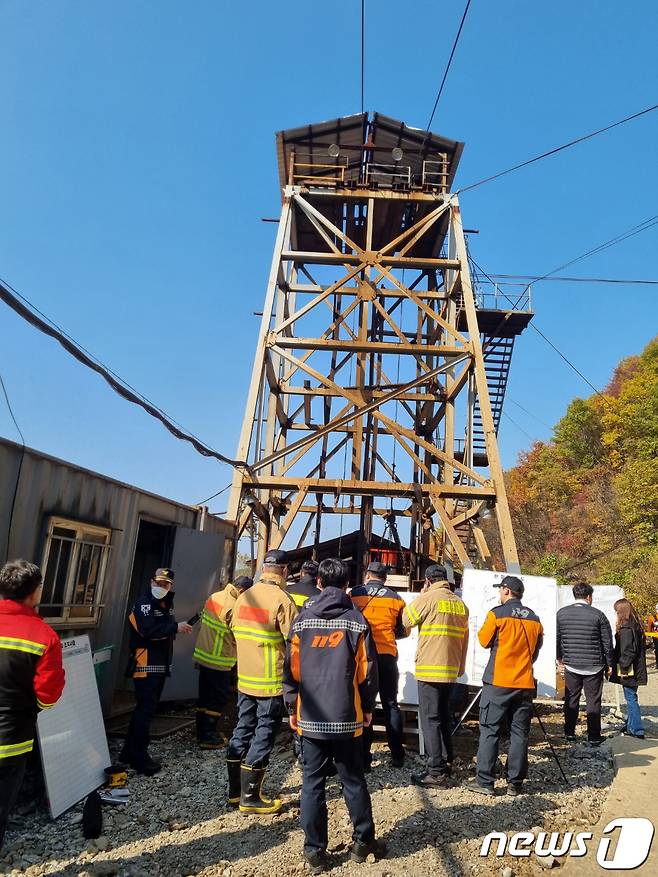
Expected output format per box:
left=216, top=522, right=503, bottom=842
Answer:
left=396, top=592, right=419, bottom=706
left=37, top=635, right=111, bottom=818
left=459, top=570, right=558, bottom=697
left=558, top=585, right=623, bottom=639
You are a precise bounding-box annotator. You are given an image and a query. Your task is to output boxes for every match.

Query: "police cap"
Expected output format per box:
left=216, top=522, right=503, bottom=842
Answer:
left=154, top=567, right=175, bottom=583
left=496, top=575, right=524, bottom=597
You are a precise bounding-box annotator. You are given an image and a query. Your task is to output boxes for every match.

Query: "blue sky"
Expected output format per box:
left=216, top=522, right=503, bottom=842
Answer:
left=1, top=0, right=657, bottom=514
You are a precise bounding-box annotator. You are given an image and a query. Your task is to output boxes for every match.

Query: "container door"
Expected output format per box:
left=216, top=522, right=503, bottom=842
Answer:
left=165, top=526, right=225, bottom=701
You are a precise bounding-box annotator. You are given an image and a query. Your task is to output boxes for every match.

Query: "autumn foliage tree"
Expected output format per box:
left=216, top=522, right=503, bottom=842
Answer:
left=503, top=336, right=658, bottom=614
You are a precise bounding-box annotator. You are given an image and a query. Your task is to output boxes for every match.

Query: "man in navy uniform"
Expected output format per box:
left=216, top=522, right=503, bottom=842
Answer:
left=120, top=568, right=192, bottom=775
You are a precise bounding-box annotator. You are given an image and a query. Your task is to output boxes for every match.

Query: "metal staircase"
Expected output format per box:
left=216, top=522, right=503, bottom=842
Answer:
left=471, top=334, right=516, bottom=467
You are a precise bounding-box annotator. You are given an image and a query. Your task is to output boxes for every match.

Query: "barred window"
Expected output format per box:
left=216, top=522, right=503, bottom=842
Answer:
left=40, top=518, right=111, bottom=625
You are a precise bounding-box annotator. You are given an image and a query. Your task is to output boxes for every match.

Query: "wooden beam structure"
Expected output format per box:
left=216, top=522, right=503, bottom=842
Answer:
left=228, top=113, right=531, bottom=575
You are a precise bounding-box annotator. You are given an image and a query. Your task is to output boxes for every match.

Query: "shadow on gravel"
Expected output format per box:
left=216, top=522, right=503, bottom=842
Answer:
left=43, top=814, right=298, bottom=877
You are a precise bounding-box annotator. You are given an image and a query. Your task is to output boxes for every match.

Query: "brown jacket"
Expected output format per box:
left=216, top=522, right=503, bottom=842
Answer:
left=230, top=571, right=298, bottom=696
left=192, top=583, right=240, bottom=671
left=402, top=581, right=469, bottom=683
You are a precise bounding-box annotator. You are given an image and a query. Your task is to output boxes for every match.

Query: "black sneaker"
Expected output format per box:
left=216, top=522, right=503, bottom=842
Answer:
left=621, top=731, right=645, bottom=739
left=564, top=733, right=577, bottom=742
left=131, top=756, right=162, bottom=776
left=464, top=777, right=495, bottom=796
left=587, top=736, right=607, bottom=747
left=506, top=782, right=523, bottom=797
left=304, top=850, right=328, bottom=875
left=390, top=756, right=405, bottom=769
left=411, top=771, right=450, bottom=788
left=349, top=839, right=387, bottom=863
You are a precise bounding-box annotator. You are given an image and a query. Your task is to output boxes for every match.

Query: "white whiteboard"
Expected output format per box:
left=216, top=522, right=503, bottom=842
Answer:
left=397, top=592, right=420, bottom=706
left=459, top=570, right=558, bottom=697
left=37, top=636, right=111, bottom=818
left=558, top=585, right=623, bottom=638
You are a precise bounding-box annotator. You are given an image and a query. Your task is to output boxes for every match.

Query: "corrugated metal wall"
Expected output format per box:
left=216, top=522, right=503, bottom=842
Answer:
left=0, top=438, right=234, bottom=709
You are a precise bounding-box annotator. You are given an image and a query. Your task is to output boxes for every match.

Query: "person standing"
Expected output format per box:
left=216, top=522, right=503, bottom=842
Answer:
left=193, top=575, right=253, bottom=749
left=556, top=582, right=614, bottom=745
left=351, top=561, right=408, bottom=769
left=610, top=598, right=648, bottom=739
left=283, top=558, right=385, bottom=874
left=401, top=564, right=469, bottom=787
left=0, top=560, right=65, bottom=850
left=287, top=560, right=321, bottom=609
left=226, top=549, right=298, bottom=814
left=465, top=575, right=543, bottom=797
left=120, top=567, right=193, bottom=775
left=645, top=603, right=658, bottom=670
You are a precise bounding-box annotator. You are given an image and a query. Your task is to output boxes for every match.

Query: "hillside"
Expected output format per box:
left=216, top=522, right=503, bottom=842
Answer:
left=503, top=336, right=658, bottom=612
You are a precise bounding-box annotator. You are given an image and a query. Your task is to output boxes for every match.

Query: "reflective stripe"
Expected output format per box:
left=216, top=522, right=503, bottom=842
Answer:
left=192, top=647, right=235, bottom=668
left=0, top=636, right=46, bottom=656
left=233, top=627, right=284, bottom=643
left=416, top=664, right=460, bottom=672
left=406, top=604, right=420, bottom=625
left=421, top=623, right=466, bottom=633
left=0, top=739, right=34, bottom=759
left=291, top=593, right=308, bottom=607
left=201, top=612, right=230, bottom=634
left=237, top=676, right=283, bottom=692
left=298, top=719, right=362, bottom=734
left=37, top=699, right=57, bottom=710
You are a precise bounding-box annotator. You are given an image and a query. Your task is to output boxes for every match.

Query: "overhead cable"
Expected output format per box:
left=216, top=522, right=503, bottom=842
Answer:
left=458, top=102, right=658, bottom=194
left=360, top=0, right=365, bottom=115
left=0, top=277, right=250, bottom=472
left=0, top=372, right=26, bottom=562
left=483, top=274, right=658, bottom=286
left=426, top=0, right=473, bottom=130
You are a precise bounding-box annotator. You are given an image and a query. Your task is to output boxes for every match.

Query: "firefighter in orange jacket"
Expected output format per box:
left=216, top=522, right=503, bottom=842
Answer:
left=351, top=561, right=408, bottom=769
left=646, top=604, right=658, bottom=670
left=465, top=575, right=543, bottom=797
left=226, top=549, right=298, bottom=814
left=0, top=560, right=65, bottom=850
left=192, top=575, right=253, bottom=749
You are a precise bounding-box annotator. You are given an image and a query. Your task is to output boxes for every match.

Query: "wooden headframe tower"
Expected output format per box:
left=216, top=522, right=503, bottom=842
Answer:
left=228, top=113, right=532, bottom=578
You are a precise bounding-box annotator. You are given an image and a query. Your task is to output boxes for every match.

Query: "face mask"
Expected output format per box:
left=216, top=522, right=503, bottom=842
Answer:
left=151, top=585, right=169, bottom=600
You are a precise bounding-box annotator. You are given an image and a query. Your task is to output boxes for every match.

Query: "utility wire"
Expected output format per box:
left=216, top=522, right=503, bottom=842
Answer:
left=458, top=102, right=658, bottom=194
left=0, top=277, right=250, bottom=472
left=426, top=0, right=472, bottom=130
left=502, top=411, right=536, bottom=444
left=0, top=373, right=26, bottom=562
left=565, top=535, right=645, bottom=572
left=197, top=482, right=232, bottom=506
left=484, top=274, right=658, bottom=286
left=360, top=0, right=365, bottom=115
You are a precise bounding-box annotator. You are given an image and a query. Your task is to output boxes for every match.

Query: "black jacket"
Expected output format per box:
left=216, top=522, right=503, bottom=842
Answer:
left=283, top=587, right=378, bottom=740
left=610, top=621, right=648, bottom=688
left=127, top=590, right=177, bottom=678
left=286, top=574, right=321, bottom=609
left=556, top=602, right=614, bottom=670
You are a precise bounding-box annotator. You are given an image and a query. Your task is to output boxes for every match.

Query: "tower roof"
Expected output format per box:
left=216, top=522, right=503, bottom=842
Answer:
left=276, top=112, right=464, bottom=191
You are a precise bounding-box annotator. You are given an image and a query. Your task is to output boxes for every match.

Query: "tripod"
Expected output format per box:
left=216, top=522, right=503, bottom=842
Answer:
left=451, top=687, right=569, bottom=786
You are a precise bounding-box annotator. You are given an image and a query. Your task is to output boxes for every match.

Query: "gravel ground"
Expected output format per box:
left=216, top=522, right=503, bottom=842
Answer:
left=3, top=695, right=635, bottom=877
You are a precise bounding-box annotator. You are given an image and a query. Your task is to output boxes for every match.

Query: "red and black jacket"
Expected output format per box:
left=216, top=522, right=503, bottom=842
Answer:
left=283, top=588, right=378, bottom=740
left=0, top=600, right=65, bottom=759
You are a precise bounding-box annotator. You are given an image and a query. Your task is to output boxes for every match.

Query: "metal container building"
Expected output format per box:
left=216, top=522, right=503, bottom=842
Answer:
left=0, top=437, right=236, bottom=712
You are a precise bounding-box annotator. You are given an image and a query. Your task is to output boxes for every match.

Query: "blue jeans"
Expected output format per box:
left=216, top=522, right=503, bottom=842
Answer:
left=227, top=693, right=283, bottom=767
left=623, top=686, right=644, bottom=736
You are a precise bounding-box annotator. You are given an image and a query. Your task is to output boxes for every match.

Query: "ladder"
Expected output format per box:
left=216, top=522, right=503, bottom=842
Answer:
left=471, top=335, right=516, bottom=466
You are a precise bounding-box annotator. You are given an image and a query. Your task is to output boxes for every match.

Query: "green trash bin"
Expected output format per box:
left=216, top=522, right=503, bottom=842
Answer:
left=92, top=645, right=115, bottom=690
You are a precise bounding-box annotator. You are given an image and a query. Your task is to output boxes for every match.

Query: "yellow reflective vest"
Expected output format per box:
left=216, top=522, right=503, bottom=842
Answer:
left=231, top=572, right=299, bottom=696
left=402, top=582, right=469, bottom=683
left=193, top=583, right=240, bottom=670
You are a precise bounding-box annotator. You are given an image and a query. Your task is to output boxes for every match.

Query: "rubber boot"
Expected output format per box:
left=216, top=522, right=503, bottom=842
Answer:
left=239, top=764, right=282, bottom=814
left=226, top=758, right=242, bottom=807
left=197, top=711, right=224, bottom=750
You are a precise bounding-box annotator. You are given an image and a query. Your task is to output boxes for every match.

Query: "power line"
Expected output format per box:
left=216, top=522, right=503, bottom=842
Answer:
left=360, top=0, right=365, bottom=115
left=507, top=397, right=553, bottom=431
left=483, top=274, right=658, bottom=286
left=458, top=102, right=658, bottom=194
left=0, top=276, right=250, bottom=473
left=502, top=411, right=537, bottom=444
left=426, top=0, right=473, bottom=131
left=197, top=482, right=232, bottom=506
left=0, top=372, right=26, bottom=563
